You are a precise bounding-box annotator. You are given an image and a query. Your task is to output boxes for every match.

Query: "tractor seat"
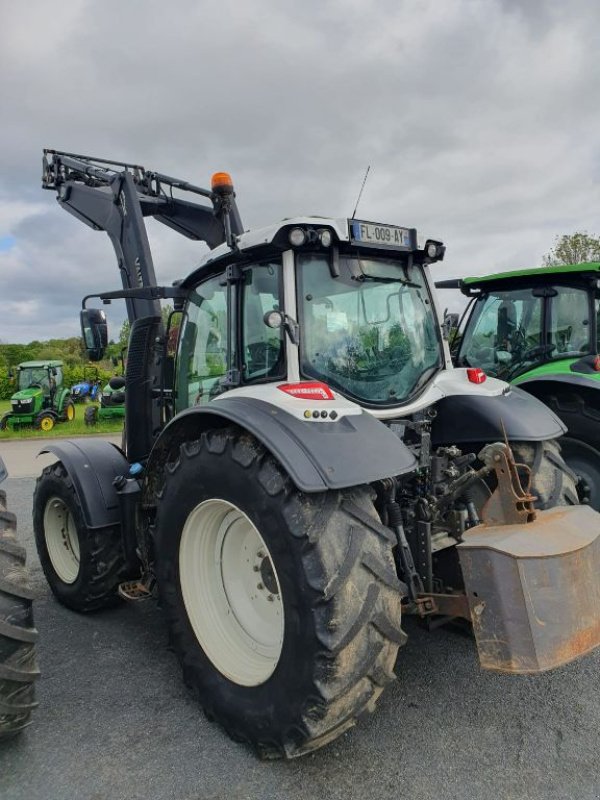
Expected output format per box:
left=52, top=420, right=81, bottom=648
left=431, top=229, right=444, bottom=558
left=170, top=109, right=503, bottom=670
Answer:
left=108, top=376, right=126, bottom=391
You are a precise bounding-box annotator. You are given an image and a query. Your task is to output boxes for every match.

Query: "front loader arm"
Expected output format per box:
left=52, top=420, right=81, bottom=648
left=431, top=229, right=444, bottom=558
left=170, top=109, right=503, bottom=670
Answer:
left=42, top=149, right=244, bottom=324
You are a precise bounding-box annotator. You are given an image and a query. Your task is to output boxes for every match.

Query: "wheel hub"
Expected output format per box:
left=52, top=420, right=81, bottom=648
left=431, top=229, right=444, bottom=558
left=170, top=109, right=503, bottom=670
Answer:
left=259, top=556, right=278, bottom=596
left=43, top=496, right=80, bottom=584
left=179, top=498, right=285, bottom=687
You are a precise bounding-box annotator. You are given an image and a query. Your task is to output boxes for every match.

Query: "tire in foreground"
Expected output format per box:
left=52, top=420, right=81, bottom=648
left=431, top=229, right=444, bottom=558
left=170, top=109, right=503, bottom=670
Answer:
left=0, top=488, right=39, bottom=739
left=154, top=426, right=406, bottom=758
left=33, top=462, right=128, bottom=612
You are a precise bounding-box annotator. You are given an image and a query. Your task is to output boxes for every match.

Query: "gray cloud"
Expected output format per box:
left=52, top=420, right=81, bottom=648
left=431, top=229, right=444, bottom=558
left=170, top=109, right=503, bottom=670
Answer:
left=1, top=0, right=599, bottom=340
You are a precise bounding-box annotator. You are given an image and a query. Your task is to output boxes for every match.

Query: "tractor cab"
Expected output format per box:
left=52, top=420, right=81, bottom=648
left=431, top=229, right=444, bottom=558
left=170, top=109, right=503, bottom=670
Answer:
left=448, top=264, right=600, bottom=382
left=174, top=218, right=448, bottom=417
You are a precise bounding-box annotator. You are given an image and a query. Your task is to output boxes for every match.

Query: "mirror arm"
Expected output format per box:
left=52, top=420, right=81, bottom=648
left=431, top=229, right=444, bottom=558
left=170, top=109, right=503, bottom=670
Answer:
left=82, top=286, right=188, bottom=309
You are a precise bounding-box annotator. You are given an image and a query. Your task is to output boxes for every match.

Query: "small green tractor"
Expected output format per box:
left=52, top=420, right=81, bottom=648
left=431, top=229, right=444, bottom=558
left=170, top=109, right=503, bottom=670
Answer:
left=84, top=375, right=126, bottom=426
left=438, top=262, right=600, bottom=509
left=0, top=361, right=75, bottom=432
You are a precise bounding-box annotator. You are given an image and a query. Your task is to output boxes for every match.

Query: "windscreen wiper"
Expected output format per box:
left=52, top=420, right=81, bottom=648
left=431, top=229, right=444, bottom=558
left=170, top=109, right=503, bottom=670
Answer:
left=354, top=274, right=422, bottom=288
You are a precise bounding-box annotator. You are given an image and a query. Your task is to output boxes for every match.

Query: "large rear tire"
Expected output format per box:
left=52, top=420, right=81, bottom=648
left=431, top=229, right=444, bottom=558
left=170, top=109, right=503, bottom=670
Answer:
left=154, top=427, right=405, bottom=758
left=542, top=394, right=600, bottom=511
left=510, top=438, right=579, bottom=509
left=0, top=488, right=39, bottom=738
left=33, top=462, right=127, bottom=612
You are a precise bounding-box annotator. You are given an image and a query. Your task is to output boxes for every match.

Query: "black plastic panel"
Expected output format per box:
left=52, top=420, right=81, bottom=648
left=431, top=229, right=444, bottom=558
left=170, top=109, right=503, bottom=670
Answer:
left=39, top=439, right=129, bottom=529
left=431, top=386, right=566, bottom=446
left=146, top=397, right=417, bottom=493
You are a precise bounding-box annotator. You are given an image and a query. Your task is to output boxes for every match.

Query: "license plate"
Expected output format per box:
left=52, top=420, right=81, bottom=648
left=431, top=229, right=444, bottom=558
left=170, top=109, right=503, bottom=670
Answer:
left=350, top=220, right=412, bottom=249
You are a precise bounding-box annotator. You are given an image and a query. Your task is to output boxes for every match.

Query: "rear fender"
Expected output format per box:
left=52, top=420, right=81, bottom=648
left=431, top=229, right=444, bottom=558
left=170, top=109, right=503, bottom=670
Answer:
left=142, top=396, right=417, bottom=500
left=431, top=386, right=565, bottom=446
left=39, top=439, right=129, bottom=529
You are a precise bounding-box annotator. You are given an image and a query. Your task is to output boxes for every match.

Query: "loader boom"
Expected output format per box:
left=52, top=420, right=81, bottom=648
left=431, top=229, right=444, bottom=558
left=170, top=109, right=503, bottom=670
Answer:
left=42, top=150, right=244, bottom=323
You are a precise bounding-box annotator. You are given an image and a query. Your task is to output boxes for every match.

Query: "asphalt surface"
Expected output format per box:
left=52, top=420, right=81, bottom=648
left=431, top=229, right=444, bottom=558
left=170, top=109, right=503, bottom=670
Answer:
left=1, top=442, right=599, bottom=800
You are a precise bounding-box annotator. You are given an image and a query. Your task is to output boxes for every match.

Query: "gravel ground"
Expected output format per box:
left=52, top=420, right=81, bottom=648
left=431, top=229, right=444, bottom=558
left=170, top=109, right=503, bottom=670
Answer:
left=1, top=474, right=599, bottom=800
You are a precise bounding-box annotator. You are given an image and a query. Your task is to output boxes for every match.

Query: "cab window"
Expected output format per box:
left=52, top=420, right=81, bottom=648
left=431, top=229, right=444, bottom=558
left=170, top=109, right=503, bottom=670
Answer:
left=242, top=263, right=285, bottom=382
left=548, top=287, right=591, bottom=355
left=176, top=275, right=228, bottom=410
left=459, top=289, right=542, bottom=376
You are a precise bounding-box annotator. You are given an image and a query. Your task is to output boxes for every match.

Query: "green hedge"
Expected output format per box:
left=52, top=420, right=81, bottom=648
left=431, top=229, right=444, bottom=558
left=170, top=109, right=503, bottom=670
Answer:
left=0, top=366, right=117, bottom=401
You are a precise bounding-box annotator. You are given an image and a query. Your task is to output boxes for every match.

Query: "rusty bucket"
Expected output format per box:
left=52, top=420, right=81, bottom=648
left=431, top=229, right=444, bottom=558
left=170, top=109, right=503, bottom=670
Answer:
left=458, top=504, right=600, bottom=673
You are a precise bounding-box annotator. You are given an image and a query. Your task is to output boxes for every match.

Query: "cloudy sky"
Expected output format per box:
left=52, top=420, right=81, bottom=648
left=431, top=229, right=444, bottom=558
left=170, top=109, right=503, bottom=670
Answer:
left=1, top=0, right=599, bottom=342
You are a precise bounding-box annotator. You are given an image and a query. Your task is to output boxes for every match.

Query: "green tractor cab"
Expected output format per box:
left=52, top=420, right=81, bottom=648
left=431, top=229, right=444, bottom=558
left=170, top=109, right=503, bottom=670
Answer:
left=0, top=361, right=75, bottom=432
left=438, top=262, right=600, bottom=508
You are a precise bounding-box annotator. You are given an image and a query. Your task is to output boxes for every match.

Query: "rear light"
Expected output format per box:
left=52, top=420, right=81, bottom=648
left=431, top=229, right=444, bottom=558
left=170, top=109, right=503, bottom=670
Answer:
left=467, top=368, right=487, bottom=384
left=277, top=381, right=335, bottom=400
left=594, top=356, right=600, bottom=372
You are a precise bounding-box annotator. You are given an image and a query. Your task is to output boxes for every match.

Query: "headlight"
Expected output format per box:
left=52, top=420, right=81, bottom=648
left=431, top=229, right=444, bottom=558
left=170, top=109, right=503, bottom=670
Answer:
left=289, top=227, right=306, bottom=247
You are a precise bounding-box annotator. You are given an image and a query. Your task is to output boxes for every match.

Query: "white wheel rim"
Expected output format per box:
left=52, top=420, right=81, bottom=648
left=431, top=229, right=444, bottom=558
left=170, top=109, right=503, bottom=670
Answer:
left=179, top=498, right=284, bottom=687
left=44, top=496, right=80, bottom=584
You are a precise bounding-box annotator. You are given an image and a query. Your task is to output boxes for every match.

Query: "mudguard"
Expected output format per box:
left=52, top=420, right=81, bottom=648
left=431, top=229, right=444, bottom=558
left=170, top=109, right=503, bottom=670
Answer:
left=431, top=386, right=565, bottom=446
left=144, top=397, right=417, bottom=495
left=39, top=439, right=129, bottom=529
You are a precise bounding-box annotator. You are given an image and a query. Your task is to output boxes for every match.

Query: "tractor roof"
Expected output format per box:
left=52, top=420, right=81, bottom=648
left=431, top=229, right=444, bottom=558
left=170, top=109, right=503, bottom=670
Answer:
left=18, top=360, right=63, bottom=368
left=437, top=262, right=600, bottom=296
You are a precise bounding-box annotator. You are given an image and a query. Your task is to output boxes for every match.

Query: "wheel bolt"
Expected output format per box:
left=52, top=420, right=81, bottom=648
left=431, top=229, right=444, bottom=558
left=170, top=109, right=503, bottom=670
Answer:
left=253, top=565, right=260, bottom=572
left=257, top=583, right=264, bottom=590
left=267, top=594, right=274, bottom=602
left=257, top=550, right=265, bottom=559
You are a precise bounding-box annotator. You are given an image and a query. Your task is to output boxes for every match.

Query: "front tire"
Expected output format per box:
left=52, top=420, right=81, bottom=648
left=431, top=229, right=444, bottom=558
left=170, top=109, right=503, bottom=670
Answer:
left=154, top=427, right=405, bottom=758
left=33, top=462, right=127, bottom=612
left=84, top=406, right=98, bottom=427
left=0, top=488, right=39, bottom=738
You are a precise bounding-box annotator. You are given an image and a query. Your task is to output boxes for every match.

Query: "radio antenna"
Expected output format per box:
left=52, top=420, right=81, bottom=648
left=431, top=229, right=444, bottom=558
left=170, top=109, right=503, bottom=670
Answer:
left=351, top=165, right=371, bottom=219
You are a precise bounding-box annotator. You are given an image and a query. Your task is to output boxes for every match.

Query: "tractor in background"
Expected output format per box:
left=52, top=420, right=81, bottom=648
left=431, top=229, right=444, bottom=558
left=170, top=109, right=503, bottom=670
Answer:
left=70, top=366, right=101, bottom=403
left=0, top=360, right=75, bottom=432
left=438, top=263, right=600, bottom=510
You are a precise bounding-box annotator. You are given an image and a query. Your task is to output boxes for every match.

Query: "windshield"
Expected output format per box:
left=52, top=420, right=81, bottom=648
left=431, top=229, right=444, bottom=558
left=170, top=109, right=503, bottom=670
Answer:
left=297, top=254, right=442, bottom=406
left=18, top=367, right=51, bottom=390
left=459, top=286, right=593, bottom=380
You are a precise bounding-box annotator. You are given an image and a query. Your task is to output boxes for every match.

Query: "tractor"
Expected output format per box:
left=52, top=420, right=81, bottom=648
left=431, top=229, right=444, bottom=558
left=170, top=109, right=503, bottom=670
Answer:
left=0, top=360, right=75, bottom=432
left=0, top=455, right=39, bottom=738
left=84, top=353, right=127, bottom=427
left=438, top=263, right=600, bottom=510
left=32, top=151, right=600, bottom=759
left=70, top=366, right=101, bottom=403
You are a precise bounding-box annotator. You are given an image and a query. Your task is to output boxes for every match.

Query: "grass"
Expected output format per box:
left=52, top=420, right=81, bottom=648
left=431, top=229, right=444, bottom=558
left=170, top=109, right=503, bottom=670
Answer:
left=0, top=399, right=123, bottom=440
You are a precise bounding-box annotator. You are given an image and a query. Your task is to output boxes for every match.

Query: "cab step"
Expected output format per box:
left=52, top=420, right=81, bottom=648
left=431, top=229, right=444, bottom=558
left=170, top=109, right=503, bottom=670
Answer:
left=118, top=577, right=155, bottom=601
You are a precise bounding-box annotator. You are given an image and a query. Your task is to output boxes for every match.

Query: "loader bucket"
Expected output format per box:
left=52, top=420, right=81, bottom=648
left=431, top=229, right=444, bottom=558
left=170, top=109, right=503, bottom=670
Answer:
left=458, top=505, right=600, bottom=674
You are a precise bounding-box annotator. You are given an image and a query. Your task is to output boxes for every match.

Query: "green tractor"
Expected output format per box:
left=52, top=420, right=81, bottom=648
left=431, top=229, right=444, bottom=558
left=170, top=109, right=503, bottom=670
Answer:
left=0, top=360, right=75, bottom=432
left=438, top=262, right=600, bottom=509
left=83, top=375, right=126, bottom=427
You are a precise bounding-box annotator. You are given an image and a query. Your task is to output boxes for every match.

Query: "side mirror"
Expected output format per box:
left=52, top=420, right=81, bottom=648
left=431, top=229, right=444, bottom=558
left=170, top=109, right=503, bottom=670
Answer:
left=80, top=308, right=108, bottom=362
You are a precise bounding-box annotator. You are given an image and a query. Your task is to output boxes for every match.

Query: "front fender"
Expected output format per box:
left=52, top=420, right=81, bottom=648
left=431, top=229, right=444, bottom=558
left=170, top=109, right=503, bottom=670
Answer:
left=39, top=439, right=128, bottom=529
left=143, top=397, right=417, bottom=497
left=431, top=386, right=566, bottom=446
